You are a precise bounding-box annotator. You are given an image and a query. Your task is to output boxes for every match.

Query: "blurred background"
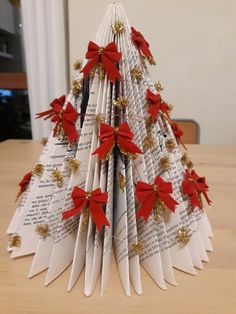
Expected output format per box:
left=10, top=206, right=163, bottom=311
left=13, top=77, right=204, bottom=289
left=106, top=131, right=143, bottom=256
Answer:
left=0, top=0, right=235, bottom=144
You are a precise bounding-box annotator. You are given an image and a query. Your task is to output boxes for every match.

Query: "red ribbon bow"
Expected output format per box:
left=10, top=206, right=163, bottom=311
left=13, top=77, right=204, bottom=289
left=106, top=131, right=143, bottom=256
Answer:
left=146, top=89, right=170, bottom=121
left=92, top=122, right=143, bottom=160
left=62, top=186, right=110, bottom=231
left=182, top=169, right=212, bottom=209
left=136, top=176, right=179, bottom=221
left=35, top=95, right=66, bottom=119
left=51, top=102, right=78, bottom=144
left=15, top=171, right=32, bottom=201
left=131, top=27, right=155, bottom=62
left=171, top=122, right=186, bottom=149
left=81, top=41, right=122, bottom=83
left=36, top=96, right=78, bottom=145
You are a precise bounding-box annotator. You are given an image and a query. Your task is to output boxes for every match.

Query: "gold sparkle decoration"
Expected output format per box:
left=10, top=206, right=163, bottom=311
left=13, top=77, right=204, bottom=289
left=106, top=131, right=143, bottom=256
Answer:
left=153, top=201, right=162, bottom=222
left=73, top=59, right=82, bottom=70
left=159, top=155, right=170, bottom=171
left=181, top=153, right=194, bottom=170
left=51, top=169, right=63, bottom=187
left=112, top=20, right=125, bottom=34
left=95, top=113, right=105, bottom=125
left=35, top=224, right=49, bottom=238
left=145, top=116, right=153, bottom=130
left=113, top=96, right=128, bottom=109
left=155, top=81, right=164, bottom=92
left=177, top=227, right=191, bottom=245
left=90, top=63, right=105, bottom=80
left=32, top=163, right=44, bottom=176
left=143, top=133, right=155, bottom=149
left=165, top=139, right=176, bottom=152
left=72, top=79, right=82, bottom=98
left=8, top=234, right=21, bottom=248
left=66, top=157, right=81, bottom=173
left=118, top=172, right=126, bottom=192
left=132, top=241, right=144, bottom=255
left=80, top=208, right=90, bottom=233
left=131, top=66, right=142, bottom=81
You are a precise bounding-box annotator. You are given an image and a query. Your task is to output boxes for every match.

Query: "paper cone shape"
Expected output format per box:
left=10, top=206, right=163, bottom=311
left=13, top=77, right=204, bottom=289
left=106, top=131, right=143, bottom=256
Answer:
left=7, top=2, right=213, bottom=296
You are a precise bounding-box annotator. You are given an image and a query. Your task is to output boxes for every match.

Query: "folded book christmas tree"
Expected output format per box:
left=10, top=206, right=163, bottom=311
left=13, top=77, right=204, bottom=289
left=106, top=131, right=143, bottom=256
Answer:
left=7, top=2, right=213, bottom=296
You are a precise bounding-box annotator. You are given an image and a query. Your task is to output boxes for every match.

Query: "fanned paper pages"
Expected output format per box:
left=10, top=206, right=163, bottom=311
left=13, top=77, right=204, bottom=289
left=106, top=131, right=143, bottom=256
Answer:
left=7, top=2, right=213, bottom=296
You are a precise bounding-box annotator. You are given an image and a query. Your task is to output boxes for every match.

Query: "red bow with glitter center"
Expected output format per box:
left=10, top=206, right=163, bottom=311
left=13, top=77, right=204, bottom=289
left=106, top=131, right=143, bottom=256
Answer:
left=15, top=171, right=32, bottom=201
left=92, top=122, right=143, bottom=160
left=81, top=41, right=122, bottom=83
left=131, top=27, right=154, bottom=61
left=62, top=186, right=109, bottom=231
left=171, top=122, right=186, bottom=149
left=182, top=169, right=212, bottom=209
left=136, top=176, right=179, bottom=221
left=50, top=102, right=78, bottom=144
left=35, top=95, right=66, bottom=120
left=146, top=89, right=170, bottom=120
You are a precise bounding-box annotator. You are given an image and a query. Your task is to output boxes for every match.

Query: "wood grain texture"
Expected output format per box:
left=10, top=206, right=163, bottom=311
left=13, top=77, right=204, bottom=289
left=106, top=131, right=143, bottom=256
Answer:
left=0, top=140, right=236, bottom=314
left=0, top=73, right=27, bottom=89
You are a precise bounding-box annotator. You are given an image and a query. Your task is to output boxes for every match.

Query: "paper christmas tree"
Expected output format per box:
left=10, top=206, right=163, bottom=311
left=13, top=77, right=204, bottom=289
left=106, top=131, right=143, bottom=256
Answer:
left=7, top=2, right=213, bottom=296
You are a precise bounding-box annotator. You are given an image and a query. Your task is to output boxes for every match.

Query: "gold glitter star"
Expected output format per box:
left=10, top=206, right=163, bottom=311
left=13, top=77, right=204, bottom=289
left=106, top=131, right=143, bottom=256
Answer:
left=165, top=139, right=176, bottom=152
left=159, top=155, right=170, bottom=171
left=51, top=169, right=63, bottom=187
left=8, top=234, right=21, bottom=248
left=132, top=241, right=144, bottom=255
left=112, top=20, right=125, bottom=34
left=66, top=157, right=81, bottom=172
left=113, top=97, right=128, bottom=109
left=177, top=227, right=191, bottom=245
left=32, top=163, right=44, bottom=176
left=35, top=224, right=49, bottom=238
left=143, top=133, right=155, bottom=149
left=131, top=66, right=142, bottom=81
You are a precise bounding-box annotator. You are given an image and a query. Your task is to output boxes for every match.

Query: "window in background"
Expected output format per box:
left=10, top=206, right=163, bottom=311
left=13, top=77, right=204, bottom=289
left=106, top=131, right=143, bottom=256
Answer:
left=0, top=0, right=31, bottom=141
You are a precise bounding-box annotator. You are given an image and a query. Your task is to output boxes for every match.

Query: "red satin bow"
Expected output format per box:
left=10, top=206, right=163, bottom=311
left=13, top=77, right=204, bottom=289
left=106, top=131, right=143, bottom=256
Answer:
left=131, top=27, right=155, bottom=62
left=171, top=122, right=186, bottom=149
left=36, top=96, right=78, bottom=145
left=51, top=102, right=78, bottom=144
left=182, top=169, right=212, bottom=209
left=146, top=89, right=170, bottom=120
left=35, top=95, right=66, bottom=119
left=92, top=122, right=143, bottom=160
left=81, top=41, right=122, bottom=83
left=62, top=186, right=110, bottom=231
left=136, top=176, right=179, bottom=221
left=16, top=171, right=32, bottom=201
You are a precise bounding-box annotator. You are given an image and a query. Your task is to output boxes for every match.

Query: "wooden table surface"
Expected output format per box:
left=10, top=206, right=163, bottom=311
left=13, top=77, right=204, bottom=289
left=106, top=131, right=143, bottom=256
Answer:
left=0, top=140, right=236, bottom=314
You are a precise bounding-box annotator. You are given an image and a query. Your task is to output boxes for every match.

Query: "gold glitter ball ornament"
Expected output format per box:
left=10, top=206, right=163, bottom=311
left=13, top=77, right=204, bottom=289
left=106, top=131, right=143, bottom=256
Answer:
left=118, top=172, right=126, bottom=192
left=36, top=224, right=49, bottom=238
left=154, top=81, right=164, bottom=92
left=177, top=227, right=191, bottom=245
left=131, top=66, right=142, bottom=81
left=72, top=79, right=82, bottom=98
left=132, top=241, right=144, bottom=255
left=8, top=234, right=21, bottom=248
left=159, top=155, right=170, bottom=171
left=112, top=20, right=125, bottom=34
left=181, top=153, right=194, bottom=169
left=165, top=139, right=176, bottom=152
left=73, top=59, right=82, bottom=70
left=66, top=157, right=81, bottom=172
left=32, top=163, right=44, bottom=176
left=51, top=169, right=63, bottom=187
left=113, top=97, right=128, bottom=109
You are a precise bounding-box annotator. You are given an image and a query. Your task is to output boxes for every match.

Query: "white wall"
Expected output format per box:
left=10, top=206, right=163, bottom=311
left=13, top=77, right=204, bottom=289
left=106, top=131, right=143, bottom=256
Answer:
left=68, top=0, right=236, bottom=145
